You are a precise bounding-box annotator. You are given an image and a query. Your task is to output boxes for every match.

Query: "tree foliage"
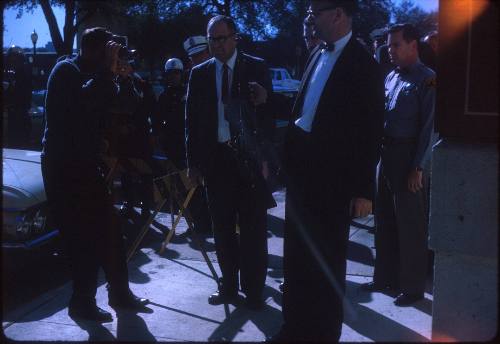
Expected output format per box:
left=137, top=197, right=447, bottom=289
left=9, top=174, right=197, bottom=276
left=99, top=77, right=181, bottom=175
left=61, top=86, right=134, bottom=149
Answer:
left=391, top=0, right=438, bottom=36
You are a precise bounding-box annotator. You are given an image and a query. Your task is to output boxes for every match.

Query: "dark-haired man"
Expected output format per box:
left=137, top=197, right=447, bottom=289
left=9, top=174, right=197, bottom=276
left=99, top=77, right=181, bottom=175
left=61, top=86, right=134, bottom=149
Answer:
left=185, top=15, right=275, bottom=309
left=41, top=27, right=149, bottom=323
left=361, top=23, right=436, bottom=307
left=271, top=0, right=385, bottom=341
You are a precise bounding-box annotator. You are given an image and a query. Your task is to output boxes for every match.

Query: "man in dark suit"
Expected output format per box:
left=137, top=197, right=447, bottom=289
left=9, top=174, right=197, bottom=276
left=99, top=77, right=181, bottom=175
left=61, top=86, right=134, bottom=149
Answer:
left=185, top=15, right=276, bottom=309
left=271, top=0, right=384, bottom=341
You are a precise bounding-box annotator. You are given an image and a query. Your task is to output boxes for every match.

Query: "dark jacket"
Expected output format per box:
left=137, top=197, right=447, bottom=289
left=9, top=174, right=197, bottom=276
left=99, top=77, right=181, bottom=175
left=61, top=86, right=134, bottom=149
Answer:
left=153, top=84, right=187, bottom=163
left=42, top=56, right=118, bottom=167
left=185, top=51, right=275, bottom=208
left=287, top=37, right=385, bottom=203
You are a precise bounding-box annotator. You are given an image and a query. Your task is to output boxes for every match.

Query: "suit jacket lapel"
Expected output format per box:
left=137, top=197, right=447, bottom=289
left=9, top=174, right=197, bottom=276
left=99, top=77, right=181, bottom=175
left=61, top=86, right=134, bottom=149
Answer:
left=291, top=45, right=322, bottom=119
left=311, top=38, right=355, bottom=132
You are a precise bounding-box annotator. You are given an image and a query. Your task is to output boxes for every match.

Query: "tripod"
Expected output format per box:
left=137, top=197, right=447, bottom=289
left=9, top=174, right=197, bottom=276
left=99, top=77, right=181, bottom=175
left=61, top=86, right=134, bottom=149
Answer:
left=102, top=155, right=220, bottom=289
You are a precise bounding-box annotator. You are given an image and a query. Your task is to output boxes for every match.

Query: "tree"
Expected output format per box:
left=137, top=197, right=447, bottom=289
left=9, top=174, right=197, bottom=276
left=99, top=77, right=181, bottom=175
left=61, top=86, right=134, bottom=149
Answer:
left=4, top=0, right=141, bottom=56
left=391, top=0, right=438, bottom=35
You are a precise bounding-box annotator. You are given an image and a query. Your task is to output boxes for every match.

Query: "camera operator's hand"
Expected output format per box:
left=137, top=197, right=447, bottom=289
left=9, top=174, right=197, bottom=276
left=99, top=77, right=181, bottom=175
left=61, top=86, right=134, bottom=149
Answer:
left=249, top=81, right=267, bottom=106
left=105, top=41, right=122, bottom=75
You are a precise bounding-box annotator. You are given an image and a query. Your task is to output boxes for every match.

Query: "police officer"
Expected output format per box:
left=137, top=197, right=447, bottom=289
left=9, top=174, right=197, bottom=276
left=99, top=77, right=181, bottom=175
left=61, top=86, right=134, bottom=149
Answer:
left=154, top=58, right=212, bottom=235
left=361, top=23, right=436, bottom=306
left=154, top=58, right=186, bottom=165
left=4, top=45, right=32, bottom=148
left=183, top=35, right=211, bottom=68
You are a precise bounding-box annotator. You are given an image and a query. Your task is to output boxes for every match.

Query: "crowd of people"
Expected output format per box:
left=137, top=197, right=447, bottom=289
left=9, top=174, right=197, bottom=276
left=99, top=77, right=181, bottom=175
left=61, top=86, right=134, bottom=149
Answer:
left=11, top=0, right=439, bottom=341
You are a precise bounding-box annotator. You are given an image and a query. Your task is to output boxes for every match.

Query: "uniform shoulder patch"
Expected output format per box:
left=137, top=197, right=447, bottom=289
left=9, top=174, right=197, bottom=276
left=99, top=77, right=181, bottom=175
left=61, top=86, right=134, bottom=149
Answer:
left=425, top=76, right=436, bottom=88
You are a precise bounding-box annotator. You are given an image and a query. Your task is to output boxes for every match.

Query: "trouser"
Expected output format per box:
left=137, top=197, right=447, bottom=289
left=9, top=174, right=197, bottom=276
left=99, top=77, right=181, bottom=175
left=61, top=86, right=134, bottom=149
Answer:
left=205, top=144, right=268, bottom=299
left=282, top=125, right=350, bottom=341
left=41, top=155, right=131, bottom=305
left=374, top=143, right=428, bottom=294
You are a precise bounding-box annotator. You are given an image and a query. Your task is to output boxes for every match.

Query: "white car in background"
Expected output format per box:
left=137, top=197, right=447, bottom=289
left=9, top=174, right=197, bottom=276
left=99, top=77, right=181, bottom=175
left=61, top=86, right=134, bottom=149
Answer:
left=269, top=68, right=300, bottom=96
left=2, top=149, right=58, bottom=249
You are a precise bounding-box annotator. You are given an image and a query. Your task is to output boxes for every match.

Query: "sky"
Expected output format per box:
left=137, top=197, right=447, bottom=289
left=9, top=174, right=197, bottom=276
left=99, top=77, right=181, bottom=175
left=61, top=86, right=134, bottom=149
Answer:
left=2, top=0, right=439, bottom=49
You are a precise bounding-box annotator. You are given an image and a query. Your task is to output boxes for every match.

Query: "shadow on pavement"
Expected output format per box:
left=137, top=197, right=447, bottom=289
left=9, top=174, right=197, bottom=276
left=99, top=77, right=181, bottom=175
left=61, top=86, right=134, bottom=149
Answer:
left=208, top=303, right=282, bottom=341
left=267, top=214, right=284, bottom=238
left=345, top=279, right=430, bottom=342
left=116, top=311, right=157, bottom=341
left=347, top=240, right=375, bottom=267
left=72, top=319, right=116, bottom=341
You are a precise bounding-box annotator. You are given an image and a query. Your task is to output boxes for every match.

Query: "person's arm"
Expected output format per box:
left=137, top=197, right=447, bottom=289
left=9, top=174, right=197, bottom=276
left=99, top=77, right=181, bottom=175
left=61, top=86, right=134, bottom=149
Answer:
left=408, top=73, right=436, bottom=193
left=185, top=68, right=203, bottom=181
left=350, top=57, right=385, bottom=217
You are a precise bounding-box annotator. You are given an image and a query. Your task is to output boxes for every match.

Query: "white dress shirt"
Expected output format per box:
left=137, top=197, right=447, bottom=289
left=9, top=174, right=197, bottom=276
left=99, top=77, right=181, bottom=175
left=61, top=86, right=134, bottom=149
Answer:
left=295, top=31, right=352, bottom=132
left=215, top=49, right=237, bottom=142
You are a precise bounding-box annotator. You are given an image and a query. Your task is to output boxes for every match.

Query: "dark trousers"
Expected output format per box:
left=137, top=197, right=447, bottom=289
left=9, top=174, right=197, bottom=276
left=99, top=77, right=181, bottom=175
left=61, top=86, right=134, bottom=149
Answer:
left=205, top=144, right=268, bottom=299
left=282, top=126, right=350, bottom=341
left=41, top=155, right=131, bottom=305
left=374, top=143, right=428, bottom=294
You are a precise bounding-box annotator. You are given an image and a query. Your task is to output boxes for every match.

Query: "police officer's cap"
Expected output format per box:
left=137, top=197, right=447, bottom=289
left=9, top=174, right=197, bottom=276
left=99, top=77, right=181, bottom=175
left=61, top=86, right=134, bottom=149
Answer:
left=183, top=36, right=208, bottom=57
left=164, top=58, right=184, bottom=72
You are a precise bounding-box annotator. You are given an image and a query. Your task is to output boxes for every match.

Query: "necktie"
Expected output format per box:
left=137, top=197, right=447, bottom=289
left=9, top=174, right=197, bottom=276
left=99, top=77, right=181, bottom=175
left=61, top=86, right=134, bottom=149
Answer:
left=222, top=63, right=229, bottom=105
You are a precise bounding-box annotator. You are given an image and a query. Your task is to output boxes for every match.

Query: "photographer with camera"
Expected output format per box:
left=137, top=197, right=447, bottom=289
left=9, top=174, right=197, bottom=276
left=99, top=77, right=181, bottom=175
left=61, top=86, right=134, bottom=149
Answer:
left=186, top=15, right=276, bottom=309
left=4, top=45, right=32, bottom=148
left=41, top=27, right=149, bottom=323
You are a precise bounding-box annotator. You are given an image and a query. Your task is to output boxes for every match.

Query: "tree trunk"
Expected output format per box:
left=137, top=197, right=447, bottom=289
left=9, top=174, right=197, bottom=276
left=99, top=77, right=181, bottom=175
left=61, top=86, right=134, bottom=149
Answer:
left=39, top=0, right=65, bottom=56
left=62, top=0, right=76, bottom=56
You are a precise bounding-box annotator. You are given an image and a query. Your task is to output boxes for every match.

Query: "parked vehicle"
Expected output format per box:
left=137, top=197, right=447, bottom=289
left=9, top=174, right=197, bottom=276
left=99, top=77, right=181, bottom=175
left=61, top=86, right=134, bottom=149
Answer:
left=269, top=67, right=300, bottom=96
left=2, top=149, right=58, bottom=249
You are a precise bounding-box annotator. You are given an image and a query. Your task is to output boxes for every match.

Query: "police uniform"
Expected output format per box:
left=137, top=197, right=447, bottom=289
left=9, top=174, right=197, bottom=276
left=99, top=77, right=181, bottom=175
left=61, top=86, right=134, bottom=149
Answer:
left=154, top=83, right=187, bottom=165
left=373, top=60, right=436, bottom=296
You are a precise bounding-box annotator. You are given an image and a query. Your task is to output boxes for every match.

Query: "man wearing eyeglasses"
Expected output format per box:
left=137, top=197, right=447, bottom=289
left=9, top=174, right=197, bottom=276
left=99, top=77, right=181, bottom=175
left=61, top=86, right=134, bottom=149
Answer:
left=185, top=15, right=276, bottom=310
left=269, top=0, right=384, bottom=341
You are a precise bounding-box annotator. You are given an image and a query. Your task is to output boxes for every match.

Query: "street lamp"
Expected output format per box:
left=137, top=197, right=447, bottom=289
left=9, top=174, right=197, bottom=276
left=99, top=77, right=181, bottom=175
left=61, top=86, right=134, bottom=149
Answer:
left=31, top=29, right=38, bottom=57
left=30, top=29, right=38, bottom=79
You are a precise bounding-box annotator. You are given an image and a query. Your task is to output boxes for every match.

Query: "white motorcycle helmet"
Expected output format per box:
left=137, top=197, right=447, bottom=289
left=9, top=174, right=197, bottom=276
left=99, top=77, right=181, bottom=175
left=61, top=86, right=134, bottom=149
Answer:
left=164, top=58, right=184, bottom=72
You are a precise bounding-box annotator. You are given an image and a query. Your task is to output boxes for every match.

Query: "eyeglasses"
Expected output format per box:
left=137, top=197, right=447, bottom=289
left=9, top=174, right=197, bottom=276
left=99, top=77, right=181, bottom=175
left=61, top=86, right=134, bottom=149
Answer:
left=306, top=6, right=337, bottom=17
left=207, top=33, right=236, bottom=45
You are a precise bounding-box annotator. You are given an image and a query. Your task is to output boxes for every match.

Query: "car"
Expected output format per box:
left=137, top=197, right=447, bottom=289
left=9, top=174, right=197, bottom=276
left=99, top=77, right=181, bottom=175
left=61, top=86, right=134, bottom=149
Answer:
left=269, top=67, right=301, bottom=96
left=2, top=148, right=58, bottom=249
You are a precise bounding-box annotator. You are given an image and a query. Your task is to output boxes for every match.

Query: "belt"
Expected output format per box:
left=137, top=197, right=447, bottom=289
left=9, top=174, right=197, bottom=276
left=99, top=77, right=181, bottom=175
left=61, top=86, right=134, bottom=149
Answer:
left=382, top=136, right=417, bottom=145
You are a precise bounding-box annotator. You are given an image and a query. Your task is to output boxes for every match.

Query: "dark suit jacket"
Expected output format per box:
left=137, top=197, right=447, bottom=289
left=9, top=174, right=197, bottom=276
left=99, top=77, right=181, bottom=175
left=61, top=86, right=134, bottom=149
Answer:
left=287, top=37, right=385, bottom=204
left=185, top=51, right=275, bottom=208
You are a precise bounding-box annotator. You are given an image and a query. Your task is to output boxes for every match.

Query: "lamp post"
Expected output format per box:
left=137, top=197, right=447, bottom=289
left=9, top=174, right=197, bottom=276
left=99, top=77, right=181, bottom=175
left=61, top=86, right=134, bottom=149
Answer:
left=30, top=29, right=38, bottom=85
left=31, top=29, right=38, bottom=58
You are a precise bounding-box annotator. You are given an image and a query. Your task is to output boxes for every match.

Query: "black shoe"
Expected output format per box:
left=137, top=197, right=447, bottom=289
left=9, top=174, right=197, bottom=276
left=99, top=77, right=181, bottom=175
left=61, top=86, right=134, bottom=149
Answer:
left=109, top=292, right=149, bottom=310
left=360, top=281, right=395, bottom=292
left=245, top=296, right=265, bottom=310
left=69, top=304, right=113, bottom=323
left=208, top=291, right=239, bottom=305
left=394, top=293, right=424, bottom=306
left=278, top=282, right=284, bottom=293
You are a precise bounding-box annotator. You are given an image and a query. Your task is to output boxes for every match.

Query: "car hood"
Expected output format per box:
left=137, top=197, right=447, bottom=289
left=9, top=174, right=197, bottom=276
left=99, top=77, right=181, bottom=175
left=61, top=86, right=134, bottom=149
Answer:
left=2, top=149, right=46, bottom=211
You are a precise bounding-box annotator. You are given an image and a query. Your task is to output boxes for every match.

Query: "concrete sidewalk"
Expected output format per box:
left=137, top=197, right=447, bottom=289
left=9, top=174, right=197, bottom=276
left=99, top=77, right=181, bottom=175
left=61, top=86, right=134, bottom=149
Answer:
left=2, top=189, right=433, bottom=342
